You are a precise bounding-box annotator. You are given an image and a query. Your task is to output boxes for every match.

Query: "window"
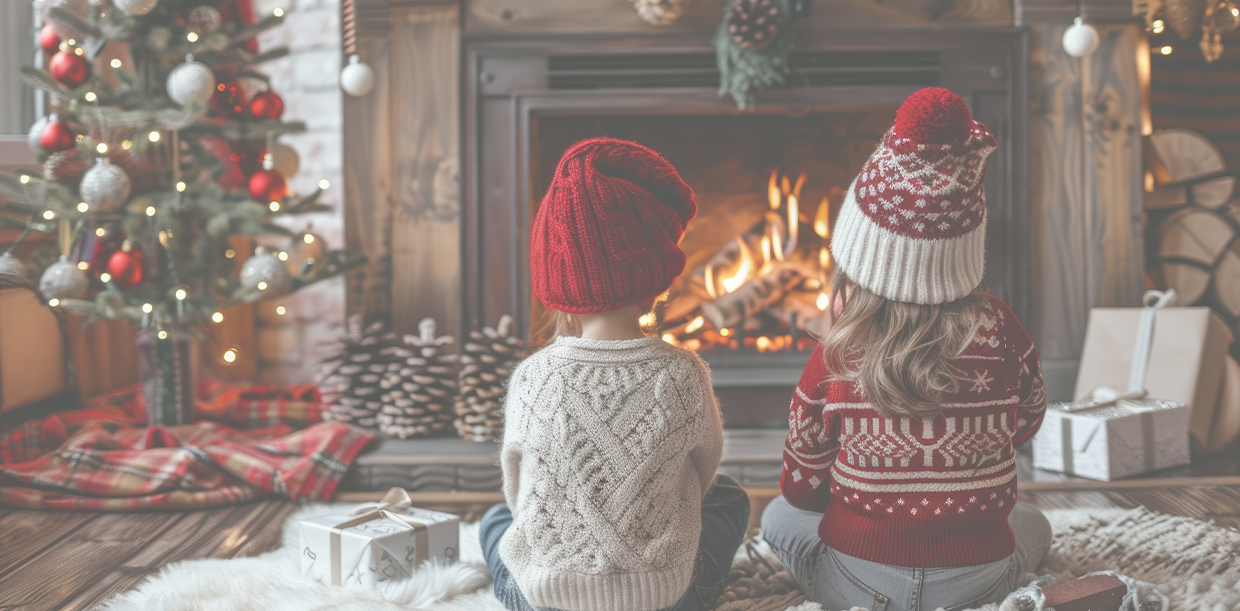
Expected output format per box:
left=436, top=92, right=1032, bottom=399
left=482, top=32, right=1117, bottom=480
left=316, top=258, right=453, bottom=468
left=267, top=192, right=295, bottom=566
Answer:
left=0, top=1, right=37, bottom=167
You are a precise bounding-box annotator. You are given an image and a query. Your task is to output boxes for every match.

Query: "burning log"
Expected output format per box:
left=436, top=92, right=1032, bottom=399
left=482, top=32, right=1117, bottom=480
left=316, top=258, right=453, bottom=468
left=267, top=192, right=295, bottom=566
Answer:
left=701, top=266, right=805, bottom=330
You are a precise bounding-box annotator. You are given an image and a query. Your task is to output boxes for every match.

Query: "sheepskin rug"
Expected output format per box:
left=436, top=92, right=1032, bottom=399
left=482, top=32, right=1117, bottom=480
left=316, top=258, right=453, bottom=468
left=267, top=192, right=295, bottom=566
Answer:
left=100, top=504, right=1240, bottom=611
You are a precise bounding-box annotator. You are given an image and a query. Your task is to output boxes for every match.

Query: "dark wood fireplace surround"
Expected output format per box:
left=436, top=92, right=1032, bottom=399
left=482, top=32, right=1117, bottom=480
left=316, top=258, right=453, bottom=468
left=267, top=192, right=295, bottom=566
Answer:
left=461, top=27, right=1030, bottom=424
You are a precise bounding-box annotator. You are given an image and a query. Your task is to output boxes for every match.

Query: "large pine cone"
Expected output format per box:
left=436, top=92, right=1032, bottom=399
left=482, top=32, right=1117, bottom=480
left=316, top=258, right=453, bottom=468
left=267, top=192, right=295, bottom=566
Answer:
left=455, top=315, right=527, bottom=442
left=728, top=0, right=783, bottom=50
left=318, top=316, right=407, bottom=430
left=377, top=317, right=459, bottom=439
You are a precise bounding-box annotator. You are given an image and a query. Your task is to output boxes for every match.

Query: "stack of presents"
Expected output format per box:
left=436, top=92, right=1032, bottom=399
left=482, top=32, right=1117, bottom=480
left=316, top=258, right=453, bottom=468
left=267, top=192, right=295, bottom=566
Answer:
left=1033, top=289, right=1240, bottom=481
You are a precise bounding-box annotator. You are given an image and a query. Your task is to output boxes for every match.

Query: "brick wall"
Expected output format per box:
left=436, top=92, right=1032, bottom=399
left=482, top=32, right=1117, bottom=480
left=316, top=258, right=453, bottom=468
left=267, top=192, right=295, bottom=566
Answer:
left=251, top=0, right=345, bottom=383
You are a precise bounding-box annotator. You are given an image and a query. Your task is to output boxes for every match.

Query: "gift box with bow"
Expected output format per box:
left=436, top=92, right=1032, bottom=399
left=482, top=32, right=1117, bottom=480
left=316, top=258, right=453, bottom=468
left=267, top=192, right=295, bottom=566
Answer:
left=299, top=487, right=460, bottom=587
left=1032, top=397, right=1190, bottom=480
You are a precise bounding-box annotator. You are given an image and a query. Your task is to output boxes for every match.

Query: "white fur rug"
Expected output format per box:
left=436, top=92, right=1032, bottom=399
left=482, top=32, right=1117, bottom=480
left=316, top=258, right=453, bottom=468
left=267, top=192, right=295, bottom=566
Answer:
left=100, top=504, right=1240, bottom=611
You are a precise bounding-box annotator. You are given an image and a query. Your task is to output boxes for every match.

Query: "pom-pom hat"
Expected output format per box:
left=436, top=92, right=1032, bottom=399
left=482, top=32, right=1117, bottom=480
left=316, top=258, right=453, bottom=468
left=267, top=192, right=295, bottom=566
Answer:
left=831, top=87, right=998, bottom=305
left=530, top=137, right=697, bottom=314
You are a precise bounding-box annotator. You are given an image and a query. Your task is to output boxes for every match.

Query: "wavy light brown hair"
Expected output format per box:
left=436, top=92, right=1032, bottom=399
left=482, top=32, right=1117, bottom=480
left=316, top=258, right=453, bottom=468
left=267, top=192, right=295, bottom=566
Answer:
left=820, top=267, right=982, bottom=419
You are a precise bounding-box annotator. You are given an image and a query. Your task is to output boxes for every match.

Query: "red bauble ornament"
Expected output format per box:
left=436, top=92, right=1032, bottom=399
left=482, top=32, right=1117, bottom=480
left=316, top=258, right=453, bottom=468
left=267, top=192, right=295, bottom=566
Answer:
left=212, top=79, right=248, bottom=118
left=107, top=246, right=145, bottom=289
left=248, top=169, right=287, bottom=203
left=248, top=90, right=284, bottom=120
left=39, top=119, right=74, bottom=152
left=49, top=50, right=90, bottom=87
left=39, top=25, right=62, bottom=55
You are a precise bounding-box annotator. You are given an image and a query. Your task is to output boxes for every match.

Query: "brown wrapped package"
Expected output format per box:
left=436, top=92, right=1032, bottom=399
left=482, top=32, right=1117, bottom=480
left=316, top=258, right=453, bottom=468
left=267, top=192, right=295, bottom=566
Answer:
left=0, top=287, right=66, bottom=412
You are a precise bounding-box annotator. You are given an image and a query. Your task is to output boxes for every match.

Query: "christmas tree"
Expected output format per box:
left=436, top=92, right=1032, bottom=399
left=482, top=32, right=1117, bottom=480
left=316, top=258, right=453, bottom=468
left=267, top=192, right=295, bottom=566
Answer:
left=0, top=0, right=363, bottom=420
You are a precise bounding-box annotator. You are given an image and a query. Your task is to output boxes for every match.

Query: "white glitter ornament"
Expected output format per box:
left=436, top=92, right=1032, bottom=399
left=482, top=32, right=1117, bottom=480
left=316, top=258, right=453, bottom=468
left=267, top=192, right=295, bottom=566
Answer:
left=240, top=250, right=292, bottom=298
left=340, top=55, right=375, bottom=97
left=1062, top=17, right=1100, bottom=58
left=167, top=57, right=216, bottom=107
left=270, top=143, right=300, bottom=178
left=80, top=158, right=132, bottom=213
left=115, top=0, right=159, bottom=16
left=187, top=5, right=222, bottom=33
left=39, top=255, right=88, bottom=300
left=28, top=116, right=48, bottom=152
left=0, top=252, right=25, bottom=277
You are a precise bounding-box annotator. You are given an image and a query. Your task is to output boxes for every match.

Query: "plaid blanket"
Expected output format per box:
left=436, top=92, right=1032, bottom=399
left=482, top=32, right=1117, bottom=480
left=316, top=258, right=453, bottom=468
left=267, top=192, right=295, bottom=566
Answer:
left=0, top=383, right=375, bottom=511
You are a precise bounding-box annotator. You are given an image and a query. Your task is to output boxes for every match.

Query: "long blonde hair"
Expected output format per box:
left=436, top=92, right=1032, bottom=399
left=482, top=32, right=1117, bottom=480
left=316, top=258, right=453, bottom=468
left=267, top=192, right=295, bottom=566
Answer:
left=820, top=267, right=981, bottom=419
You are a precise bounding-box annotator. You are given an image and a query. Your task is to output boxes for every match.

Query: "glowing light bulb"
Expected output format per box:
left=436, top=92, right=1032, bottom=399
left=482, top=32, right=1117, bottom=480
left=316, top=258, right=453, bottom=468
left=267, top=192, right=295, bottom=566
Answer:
left=146, top=206, right=157, bottom=216
left=96, top=143, right=108, bottom=153
left=223, top=349, right=237, bottom=363
left=76, top=261, right=89, bottom=271
left=110, top=59, right=122, bottom=68
left=19, top=175, right=29, bottom=184
left=142, top=303, right=153, bottom=313
left=74, top=47, right=84, bottom=56
left=157, top=330, right=168, bottom=339
left=719, top=328, right=731, bottom=337
left=187, top=32, right=199, bottom=42
left=67, top=39, right=76, bottom=46
left=211, top=311, right=224, bottom=323
left=1233, top=7, right=1239, bottom=16
left=224, top=249, right=236, bottom=259
left=95, top=228, right=106, bottom=237
left=274, top=8, right=284, bottom=16
left=269, top=201, right=280, bottom=211
left=77, top=202, right=89, bottom=212
left=276, top=305, right=287, bottom=316
left=100, top=272, right=112, bottom=283
left=176, top=182, right=186, bottom=192
left=42, top=210, right=55, bottom=220
left=121, top=140, right=132, bottom=150
left=149, top=131, right=160, bottom=142
left=1161, top=46, right=1173, bottom=55
left=48, top=298, right=60, bottom=307
left=257, top=281, right=268, bottom=291
left=84, top=92, right=96, bottom=102
left=175, top=288, right=187, bottom=300
left=318, top=179, right=329, bottom=190
left=1151, top=20, right=1165, bottom=33
left=303, top=234, right=315, bottom=244
left=277, top=251, right=288, bottom=261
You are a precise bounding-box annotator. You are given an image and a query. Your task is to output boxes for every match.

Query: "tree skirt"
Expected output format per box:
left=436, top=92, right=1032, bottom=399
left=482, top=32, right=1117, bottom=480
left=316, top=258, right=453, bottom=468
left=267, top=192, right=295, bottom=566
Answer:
left=100, top=505, right=1240, bottom=611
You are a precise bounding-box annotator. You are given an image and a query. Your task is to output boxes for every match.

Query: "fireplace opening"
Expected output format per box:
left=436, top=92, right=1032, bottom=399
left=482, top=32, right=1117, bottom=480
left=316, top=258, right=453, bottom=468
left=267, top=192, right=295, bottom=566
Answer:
left=531, top=108, right=897, bottom=367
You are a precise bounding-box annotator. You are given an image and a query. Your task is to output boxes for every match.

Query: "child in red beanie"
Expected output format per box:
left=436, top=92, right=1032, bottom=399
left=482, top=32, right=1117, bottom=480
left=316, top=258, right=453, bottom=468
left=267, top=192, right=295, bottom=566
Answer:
left=761, top=88, right=1052, bottom=611
left=479, top=137, right=750, bottom=611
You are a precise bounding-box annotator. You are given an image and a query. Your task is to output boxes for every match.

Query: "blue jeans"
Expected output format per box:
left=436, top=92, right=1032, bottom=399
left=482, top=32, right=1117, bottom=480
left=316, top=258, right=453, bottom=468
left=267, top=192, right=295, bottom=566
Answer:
left=761, top=496, right=1053, bottom=611
left=480, top=474, right=751, bottom=611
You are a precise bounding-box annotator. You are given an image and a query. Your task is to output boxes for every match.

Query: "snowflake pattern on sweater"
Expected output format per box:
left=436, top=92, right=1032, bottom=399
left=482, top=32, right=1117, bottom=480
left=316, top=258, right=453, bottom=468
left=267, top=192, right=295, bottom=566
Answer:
left=780, top=293, right=1046, bottom=568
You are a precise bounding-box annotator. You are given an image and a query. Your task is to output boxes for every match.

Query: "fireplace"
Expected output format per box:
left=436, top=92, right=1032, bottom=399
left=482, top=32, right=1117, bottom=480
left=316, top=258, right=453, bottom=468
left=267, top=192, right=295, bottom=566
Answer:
left=464, top=29, right=1029, bottom=425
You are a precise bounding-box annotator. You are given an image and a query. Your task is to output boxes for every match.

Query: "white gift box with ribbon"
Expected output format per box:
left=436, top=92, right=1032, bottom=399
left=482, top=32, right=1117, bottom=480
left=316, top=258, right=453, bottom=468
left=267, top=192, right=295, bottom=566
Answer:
left=1034, top=290, right=1192, bottom=480
left=299, top=488, right=460, bottom=587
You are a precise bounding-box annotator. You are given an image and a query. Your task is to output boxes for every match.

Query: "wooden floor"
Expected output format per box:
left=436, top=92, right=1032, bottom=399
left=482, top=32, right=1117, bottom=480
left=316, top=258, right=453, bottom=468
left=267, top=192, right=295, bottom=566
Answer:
left=3, top=470, right=1240, bottom=610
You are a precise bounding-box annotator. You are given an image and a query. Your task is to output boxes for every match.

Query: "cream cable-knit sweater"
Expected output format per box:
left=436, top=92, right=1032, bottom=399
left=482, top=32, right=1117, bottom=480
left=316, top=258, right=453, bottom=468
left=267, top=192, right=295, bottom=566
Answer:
left=499, top=335, right=724, bottom=611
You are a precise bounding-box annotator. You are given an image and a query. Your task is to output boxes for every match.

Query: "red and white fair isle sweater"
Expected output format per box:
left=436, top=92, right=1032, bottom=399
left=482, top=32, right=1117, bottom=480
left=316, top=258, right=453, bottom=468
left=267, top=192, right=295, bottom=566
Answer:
left=780, top=293, right=1046, bottom=568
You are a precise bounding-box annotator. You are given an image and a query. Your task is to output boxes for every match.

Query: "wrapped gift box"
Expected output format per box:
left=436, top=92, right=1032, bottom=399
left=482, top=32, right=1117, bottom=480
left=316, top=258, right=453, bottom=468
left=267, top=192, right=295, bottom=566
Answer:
left=0, top=287, right=66, bottom=413
left=300, top=488, right=460, bottom=587
left=1032, top=399, right=1190, bottom=481
left=1074, top=304, right=1231, bottom=450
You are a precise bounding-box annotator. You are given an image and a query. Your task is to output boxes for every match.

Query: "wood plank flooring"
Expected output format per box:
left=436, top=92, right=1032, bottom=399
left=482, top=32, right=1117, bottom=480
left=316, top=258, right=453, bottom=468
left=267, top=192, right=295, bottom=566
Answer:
left=3, top=476, right=1239, bottom=610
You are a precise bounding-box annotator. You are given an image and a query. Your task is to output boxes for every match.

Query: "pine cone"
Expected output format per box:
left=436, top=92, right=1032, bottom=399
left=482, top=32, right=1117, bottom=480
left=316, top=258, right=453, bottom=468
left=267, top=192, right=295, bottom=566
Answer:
left=317, top=315, right=409, bottom=431
left=727, top=0, right=783, bottom=50
left=377, top=317, right=459, bottom=439
left=455, top=315, right=528, bottom=442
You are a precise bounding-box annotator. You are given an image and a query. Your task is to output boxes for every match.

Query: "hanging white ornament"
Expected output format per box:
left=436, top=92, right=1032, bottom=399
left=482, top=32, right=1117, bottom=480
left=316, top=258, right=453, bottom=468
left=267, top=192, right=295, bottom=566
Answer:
left=240, top=249, right=292, bottom=299
left=167, top=56, right=216, bottom=107
left=1063, top=17, right=1100, bottom=58
left=80, top=158, right=132, bottom=213
left=340, top=55, right=375, bottom=97
left=0, top=252, right=25, bottom=277
left=39, top=255, right=88, bottom=300
left=28, top=116, right=49, bottom=152
left=115, top=0, right=159, bottom=16
left=270, top=143, right=300, bottom=178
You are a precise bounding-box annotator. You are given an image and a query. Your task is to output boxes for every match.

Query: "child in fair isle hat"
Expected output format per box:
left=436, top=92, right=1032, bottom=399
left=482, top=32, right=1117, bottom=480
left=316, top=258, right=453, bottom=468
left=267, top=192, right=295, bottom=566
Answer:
left=762, top=88, right=1052, bottom=611
left=480, top=137, right=750, bottom=611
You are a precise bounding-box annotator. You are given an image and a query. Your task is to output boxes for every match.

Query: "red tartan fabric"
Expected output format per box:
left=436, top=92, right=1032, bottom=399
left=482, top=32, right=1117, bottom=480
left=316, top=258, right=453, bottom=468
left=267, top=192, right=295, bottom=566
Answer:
left=0, top=384, right=375, bottom=511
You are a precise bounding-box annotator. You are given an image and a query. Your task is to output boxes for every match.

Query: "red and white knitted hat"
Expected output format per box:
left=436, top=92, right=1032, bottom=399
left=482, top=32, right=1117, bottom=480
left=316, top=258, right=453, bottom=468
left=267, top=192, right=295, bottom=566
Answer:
left=831, top=87, right=998, bottom=305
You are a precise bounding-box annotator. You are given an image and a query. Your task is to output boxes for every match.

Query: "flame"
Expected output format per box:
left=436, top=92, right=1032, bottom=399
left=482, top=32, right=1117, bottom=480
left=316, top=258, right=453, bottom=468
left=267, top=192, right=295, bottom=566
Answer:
left=719, top=328, right=731, bottom=337
left=704, top=265, right=716, bottom=299
left=685, top=316, right=705, bottom=334
left=817, top=292, right=828, bottom=311
left=819, top=245, right=831, bottom=269
left=815, top=196, right=830, bottom=238
left=721, top=238, right=755, bottom=294
left=662, top=333, right=678, bottom=345
left=768, top=170, right=781, bottom=210
left=781, top=175, right=791, bottom=196
left=760, top=234, right=772, bottom=269
left=786, top=193, right=798, bottom=257
left=793, top=173, right=806, bottom=200
left=756, top=336, right=773, bottom=352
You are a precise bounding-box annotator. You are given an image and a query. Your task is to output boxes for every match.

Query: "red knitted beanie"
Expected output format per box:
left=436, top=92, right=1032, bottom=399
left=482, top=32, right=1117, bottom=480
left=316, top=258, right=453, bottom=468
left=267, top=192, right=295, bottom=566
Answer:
left=530, top=137, right=697, bottom=315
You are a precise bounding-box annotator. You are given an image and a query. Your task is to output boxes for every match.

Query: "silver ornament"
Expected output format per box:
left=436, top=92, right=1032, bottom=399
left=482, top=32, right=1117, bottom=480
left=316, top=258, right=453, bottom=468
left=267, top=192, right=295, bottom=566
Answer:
left=39, top=255, right=88, bottom=300
left=80, top=158, right=132, bottom=213
left=240, top=251, right=292, bottom=298
left=167, top=58, right=216, bottom=107
left=28, top=116, right=48, bottom=152
left=0, top=252, right=25, bottom=277
left=188, top=5, right=222, bottom=33
left=270, top=143, right=300, bottom=178
left=115, top=0, right=159, bottom=16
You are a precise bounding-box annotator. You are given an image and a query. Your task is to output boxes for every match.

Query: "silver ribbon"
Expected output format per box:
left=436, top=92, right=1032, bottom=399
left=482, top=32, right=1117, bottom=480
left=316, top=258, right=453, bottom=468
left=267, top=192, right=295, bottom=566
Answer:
left=328, top=487, right=429, bottom=586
